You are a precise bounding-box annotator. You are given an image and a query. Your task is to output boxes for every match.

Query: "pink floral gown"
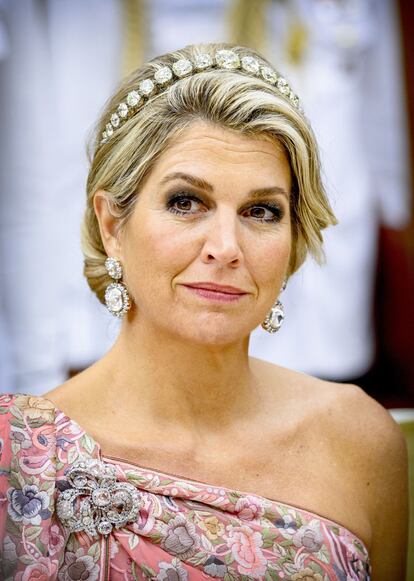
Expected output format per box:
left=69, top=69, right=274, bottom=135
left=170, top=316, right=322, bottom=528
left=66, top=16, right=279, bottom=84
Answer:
left=0, top=394, right=371, bottom=580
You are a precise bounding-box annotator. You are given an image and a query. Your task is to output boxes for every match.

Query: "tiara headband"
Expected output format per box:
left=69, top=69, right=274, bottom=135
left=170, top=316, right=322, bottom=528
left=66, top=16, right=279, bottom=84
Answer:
left=100, top=49, right=301, bottom=146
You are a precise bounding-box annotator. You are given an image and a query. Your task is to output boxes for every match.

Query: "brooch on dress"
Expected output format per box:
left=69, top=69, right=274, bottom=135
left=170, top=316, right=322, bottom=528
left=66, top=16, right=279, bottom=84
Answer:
left=56, top=459, right=141, bottom=536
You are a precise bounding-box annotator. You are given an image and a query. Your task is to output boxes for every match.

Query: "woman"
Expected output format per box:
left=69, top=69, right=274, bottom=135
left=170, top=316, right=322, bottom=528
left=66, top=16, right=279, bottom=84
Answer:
left=0, top=43, right=408, bottom=580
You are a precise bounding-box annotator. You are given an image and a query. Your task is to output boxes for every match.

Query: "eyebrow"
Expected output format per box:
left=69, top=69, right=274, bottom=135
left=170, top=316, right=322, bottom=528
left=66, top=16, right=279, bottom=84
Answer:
left=159, top=171, right=289, bottom=199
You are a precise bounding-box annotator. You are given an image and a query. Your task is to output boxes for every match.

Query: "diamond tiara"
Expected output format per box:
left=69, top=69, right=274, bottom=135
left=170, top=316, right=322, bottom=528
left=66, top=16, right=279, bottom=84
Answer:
left=100, top=49, right=301, bottom=146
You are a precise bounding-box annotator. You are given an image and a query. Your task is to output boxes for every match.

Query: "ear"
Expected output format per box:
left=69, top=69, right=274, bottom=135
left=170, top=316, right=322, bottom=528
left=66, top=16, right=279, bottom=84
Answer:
left=93, top=190, right=123, bottom=258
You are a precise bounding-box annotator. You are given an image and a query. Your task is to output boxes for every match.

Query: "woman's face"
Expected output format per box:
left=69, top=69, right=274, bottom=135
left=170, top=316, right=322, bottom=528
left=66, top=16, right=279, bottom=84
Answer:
left=114, top=121, right=292, bottom=345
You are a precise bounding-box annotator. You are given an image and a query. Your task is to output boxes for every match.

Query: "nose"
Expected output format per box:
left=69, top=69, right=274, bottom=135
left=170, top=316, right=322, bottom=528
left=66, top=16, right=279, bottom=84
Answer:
left=200, top=207, right=243, bottom=267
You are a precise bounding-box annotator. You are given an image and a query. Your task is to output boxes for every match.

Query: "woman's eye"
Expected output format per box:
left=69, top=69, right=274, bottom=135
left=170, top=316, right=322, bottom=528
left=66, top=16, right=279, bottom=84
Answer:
left=243, top=204, right=283, bottom=223
left=167, top=194, right=205, bottom=216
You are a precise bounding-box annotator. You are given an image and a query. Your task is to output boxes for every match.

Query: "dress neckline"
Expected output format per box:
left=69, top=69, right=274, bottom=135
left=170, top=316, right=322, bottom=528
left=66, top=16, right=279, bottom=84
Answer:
left=101, top=453, right=370, bottom=551
left=34, top=393, right=370, bottom=553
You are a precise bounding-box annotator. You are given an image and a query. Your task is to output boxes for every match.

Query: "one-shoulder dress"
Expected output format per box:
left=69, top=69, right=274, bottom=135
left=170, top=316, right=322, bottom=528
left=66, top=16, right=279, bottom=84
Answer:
left=0, top=394, right=371, bottom=580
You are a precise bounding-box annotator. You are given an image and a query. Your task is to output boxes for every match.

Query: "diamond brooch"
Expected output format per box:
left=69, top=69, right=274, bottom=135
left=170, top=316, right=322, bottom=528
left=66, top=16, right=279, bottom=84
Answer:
left=57, top=459, right=142, bottom=537
left=100, top=50, right=301, bottom=145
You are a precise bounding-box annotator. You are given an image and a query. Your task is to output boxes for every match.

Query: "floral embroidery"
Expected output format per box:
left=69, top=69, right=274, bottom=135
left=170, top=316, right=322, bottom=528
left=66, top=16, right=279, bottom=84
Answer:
left=44, top=524, right=66, bottom=556
left=58, top=549, right=99, bottom=581
left=13, top=394, right=56, bottom=424
left=226, top=524, right=268, bottom=578
left=17, top=556, right=59, bottom=581
left=2, top=535, right=17, bottom=562
left=275, top=513, right=298, bottom=534
left=0, top=394, right=371, bottom=580
left=7, top=483, right=51, bottom=525
left=161, top=514, right=200, bottom=560
left=10, top=426, right=32, bottom=449
left=234, top=494, right=266, bottom=521
left=293, top=522, right=324, bottom=553
left=156, top=558, right=188, bottom=580
left=202, top=556, right=227, bottom=578
left=198, top=515, right=225, bottom=540
left=291, top=568, right=323, bottom=581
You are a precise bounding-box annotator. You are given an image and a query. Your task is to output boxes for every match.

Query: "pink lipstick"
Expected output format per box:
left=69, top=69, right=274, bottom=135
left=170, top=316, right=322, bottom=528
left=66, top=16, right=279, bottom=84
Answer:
left=181, top=282, right=248, bottom=303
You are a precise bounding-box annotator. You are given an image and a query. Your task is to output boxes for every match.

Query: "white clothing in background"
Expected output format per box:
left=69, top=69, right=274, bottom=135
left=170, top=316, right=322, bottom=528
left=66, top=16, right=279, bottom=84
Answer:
left=0, top=0, right=410, bottom=393
left=146, top=0, right=410, bottom=379
left=0, top=0, right=13, bottom=389
left=0, top=0, right=122, bottom=393
left=249, top=0, right=410, bottom=378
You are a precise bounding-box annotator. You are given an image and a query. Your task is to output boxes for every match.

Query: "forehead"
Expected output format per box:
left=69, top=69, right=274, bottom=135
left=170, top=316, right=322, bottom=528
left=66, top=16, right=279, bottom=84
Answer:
left=148, top=121, right=291, bottom=188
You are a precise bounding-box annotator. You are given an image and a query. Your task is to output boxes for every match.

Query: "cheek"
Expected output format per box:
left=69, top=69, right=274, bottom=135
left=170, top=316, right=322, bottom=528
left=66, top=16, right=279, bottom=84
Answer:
left=123, top=218, right=195, bottom=283
left=246, top=229, right=292, bottom=284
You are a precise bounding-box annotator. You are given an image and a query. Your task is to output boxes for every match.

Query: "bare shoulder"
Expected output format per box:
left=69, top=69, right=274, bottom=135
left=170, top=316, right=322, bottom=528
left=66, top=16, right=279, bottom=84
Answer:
left=321, top=379, right=406, bottom=446
left=264, top=356, right=406, bottom=475
left=250, top=357, right=409, bottom=579
left=43, top=363, right=101, bottom=422
left=313, top=380, right=408, bottom=579
left=251, top=356, right=406, bottom=452
left=44, top=376, right=83, bottom=412
left=321, top=379, right=408, bottom=480
left=334, top=383, right=408, bottom=579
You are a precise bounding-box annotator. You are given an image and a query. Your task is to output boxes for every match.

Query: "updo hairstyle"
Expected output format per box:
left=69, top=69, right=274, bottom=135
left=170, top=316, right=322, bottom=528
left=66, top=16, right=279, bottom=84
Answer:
left=82, top=42, right=337, bottom=305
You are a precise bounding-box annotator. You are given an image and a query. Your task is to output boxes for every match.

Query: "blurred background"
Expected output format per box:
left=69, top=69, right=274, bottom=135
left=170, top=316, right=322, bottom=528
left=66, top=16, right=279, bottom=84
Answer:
left=2, top=3, right=414, bottom=575
left=0, top=0, right=413, bottom=409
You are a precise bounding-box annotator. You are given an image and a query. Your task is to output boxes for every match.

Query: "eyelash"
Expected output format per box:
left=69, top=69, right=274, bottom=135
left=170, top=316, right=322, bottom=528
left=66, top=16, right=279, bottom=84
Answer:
left=166, top=192, right=284, bottom=223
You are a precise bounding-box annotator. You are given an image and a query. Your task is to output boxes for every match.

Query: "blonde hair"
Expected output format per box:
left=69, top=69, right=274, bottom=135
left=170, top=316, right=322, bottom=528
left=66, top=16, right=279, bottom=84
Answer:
left=83, top=42, right=337, bottom=305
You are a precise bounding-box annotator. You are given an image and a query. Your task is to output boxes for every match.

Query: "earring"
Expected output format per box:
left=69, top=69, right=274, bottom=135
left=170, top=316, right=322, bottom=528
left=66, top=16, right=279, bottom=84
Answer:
left=104, top=257, right=131, bottom=318
left=261, top=279, right=287, bottom=334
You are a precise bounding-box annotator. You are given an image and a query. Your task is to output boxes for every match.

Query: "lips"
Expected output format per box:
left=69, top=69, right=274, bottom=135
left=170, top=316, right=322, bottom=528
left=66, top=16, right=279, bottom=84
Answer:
left=182, top=282, right=248, bottom=295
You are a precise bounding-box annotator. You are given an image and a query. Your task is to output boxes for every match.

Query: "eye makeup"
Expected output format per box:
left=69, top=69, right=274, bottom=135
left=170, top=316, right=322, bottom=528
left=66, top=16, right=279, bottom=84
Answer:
left=240, top=200, right=285, bottom=223
left=164, top=188, right=287, bottom=223
left=165, top=191, right=208, bottom=216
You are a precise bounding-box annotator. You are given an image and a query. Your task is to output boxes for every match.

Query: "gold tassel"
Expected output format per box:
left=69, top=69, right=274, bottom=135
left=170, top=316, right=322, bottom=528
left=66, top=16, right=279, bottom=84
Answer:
left=227, top=0, right=270, bottom=53
left=286, top=14, right=308, bottom=65
left=120, top=0, right=147, bottom=77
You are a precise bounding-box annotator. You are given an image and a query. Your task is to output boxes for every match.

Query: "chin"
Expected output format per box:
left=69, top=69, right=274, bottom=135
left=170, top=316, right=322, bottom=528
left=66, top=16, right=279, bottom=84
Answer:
left=170, top=313, right=253, bottom=346
left=191, top=329, right=247, bottom=346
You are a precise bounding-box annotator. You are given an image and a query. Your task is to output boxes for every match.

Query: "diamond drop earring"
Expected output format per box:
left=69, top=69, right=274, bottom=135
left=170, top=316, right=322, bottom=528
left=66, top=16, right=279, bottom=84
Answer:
left=104, top=257, right=131, bottom=318
left=261, top=279, right=287, bottom=334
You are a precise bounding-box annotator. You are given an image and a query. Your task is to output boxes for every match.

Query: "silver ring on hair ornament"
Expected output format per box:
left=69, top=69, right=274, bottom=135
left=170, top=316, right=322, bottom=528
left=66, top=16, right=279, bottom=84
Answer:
left=100, top=50, right=301, bottom=145
left=104, top=257, right=131, bottom=318
left=261, top=279, right=287, bottom=334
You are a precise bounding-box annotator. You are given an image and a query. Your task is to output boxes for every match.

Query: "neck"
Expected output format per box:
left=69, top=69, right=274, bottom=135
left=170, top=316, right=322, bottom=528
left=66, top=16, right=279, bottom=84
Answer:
left=96, top=318, right=263, bottom=436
